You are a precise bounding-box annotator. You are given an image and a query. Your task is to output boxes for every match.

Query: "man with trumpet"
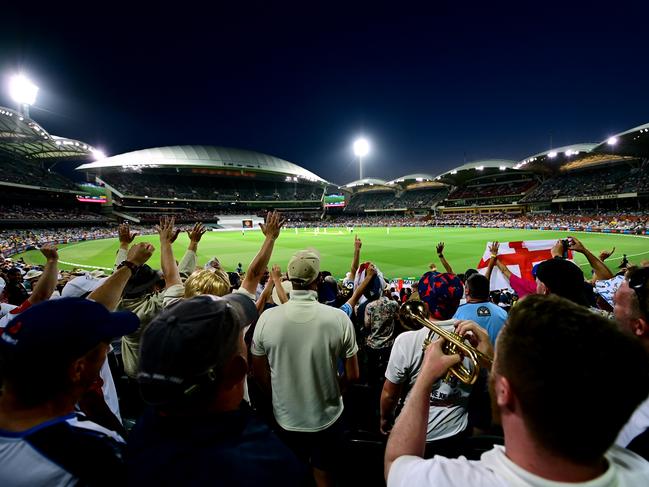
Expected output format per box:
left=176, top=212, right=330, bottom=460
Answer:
left=385, top=294, right=649, bottom=486
left=380, top=271, right=492, bottom=457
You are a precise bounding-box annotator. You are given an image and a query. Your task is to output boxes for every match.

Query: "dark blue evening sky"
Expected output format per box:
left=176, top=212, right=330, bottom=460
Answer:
left=1, top=1, right=647, bottom=185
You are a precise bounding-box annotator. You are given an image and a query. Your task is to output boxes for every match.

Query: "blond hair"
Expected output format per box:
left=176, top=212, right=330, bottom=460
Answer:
left=184, top=269, right=230, bottom=298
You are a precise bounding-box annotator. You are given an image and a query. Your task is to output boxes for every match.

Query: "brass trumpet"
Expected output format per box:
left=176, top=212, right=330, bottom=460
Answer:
left=398, top=300, right=493, bottom=385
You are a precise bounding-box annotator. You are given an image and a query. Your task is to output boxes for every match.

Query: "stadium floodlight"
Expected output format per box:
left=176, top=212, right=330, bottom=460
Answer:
left=607, top=137, right=618, bottom=146
left=353, top=137, right=370, bottom=179
left=548, top=151, right=557, bottom=158
left=8, top=74, right=38, bottom=116
left=91, top=149, right=106, bottom=160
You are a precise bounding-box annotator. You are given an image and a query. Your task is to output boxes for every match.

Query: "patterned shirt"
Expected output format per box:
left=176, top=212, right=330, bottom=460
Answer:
left=364, top=296, right=398, bottom=349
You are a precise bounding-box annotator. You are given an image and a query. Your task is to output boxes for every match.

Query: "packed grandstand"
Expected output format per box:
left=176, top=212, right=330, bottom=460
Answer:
left=2, top=103, right=649, bottom=486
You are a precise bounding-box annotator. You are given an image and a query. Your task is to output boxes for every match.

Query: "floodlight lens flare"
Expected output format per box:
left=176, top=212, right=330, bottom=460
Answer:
left=607, top=137, right=618, bottom=145
left=8, top=74, right=39, bottom=105
left=353, top=138, right=370, bottom=157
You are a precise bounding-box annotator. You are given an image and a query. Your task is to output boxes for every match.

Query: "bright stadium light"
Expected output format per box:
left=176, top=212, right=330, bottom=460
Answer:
left=548, top=151, right=557, bottom=158
left=607, top=137, right=618, bottom=145
left=8, top=74, right=39, bottom=116
left=353, top=137, right=370, bottom=179
left=92, top=149, right=106, bottom=160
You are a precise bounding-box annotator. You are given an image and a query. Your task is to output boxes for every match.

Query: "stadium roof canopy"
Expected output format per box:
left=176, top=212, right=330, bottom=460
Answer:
left=386, top=173, right=436, bottom=185
left=434, top=159, right=518, bottom=184
left=76, top=145, right=329, bottom=184
left=342, top=177, right=389, bottom=188
left=591, top=121, right=649, bottom=158
left=514, top=143, right=598, bottom=170
left=0, top=106, right=97, bottom=161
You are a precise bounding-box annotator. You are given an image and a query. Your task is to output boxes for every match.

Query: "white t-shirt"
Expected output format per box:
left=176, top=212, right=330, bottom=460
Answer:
left=388, top=445, right=649, bottom=487
left=385, top=322, right=472, bottom=442
left=251, top=290, right=358, bottom=432
left=617, top=396, right=649, bottom=448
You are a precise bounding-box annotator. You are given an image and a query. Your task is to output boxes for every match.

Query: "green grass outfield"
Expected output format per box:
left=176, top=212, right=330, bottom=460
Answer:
left=15, top=227, right=649, bottom=279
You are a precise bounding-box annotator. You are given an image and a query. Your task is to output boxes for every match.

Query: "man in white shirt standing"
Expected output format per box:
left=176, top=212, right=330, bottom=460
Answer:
left=252, top=249, right=359, bottom=487
left=385, top=294, right=649, bottom=486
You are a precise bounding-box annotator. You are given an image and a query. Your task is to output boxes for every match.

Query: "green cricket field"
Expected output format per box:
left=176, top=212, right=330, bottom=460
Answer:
left=15, top=227, right=649, bottom=279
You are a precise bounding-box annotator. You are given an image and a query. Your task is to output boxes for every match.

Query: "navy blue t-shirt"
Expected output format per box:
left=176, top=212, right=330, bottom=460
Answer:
left=126, top=403, right=306, bottom=486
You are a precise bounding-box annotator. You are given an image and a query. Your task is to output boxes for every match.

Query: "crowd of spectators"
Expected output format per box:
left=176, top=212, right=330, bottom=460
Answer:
left=523, top=164, right=649, bottom=202
left=1, top=211, right=648, bottom=486
left=345, top=187, right=448, bottom=212
left=447, top=180, right=536, bottom=201
left=0, top=159, right=78, bottom=190
left=0, top=204, right=107, bottom=222
left=103, top=173, right=323, bottom=201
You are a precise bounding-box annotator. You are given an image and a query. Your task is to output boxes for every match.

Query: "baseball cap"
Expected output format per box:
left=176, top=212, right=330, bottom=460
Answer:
left=61, top=274, right=108, bottom=298
left=417, top=271, right=464, bottom=320
left=535, top=258, right=588, bottom=306
left=287, top=249, right=320, bottom=285
left=0, top=298, right=139, bottom=363
left=123, top=264, right=164, bottom=297
left=138, top=294, right=258, bottom=406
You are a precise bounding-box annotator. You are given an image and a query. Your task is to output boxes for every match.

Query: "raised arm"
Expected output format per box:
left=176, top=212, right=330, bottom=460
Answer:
left=114, top=223, right=138, bottom=269
left=436, top=242, right=453, bottom=274
left=178, top=222, right=206, bottom=274
left=345, top=263, right=376, bottom=309
left=158, top=217, right=182, bottom=289
left=28, top=244, right=59, bottom=305
left=270, top=264, right=288, bottom=304
left=485, top=241, right=499, bottom=281
left=255, top=276, right=275, bottom=315
left=240, top=211, right=286, bottom=296
left=384, top=338, right=460, bottom=480
left=88, top=243, right=154, bottom=310
left=350, top=235, right=362, bottom=279
left=569, top=236, right=614, bottom=282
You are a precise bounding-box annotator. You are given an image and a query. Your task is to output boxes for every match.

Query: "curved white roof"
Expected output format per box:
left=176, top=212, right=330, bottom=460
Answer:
left=436, top=159, right=516, bottom=178
left=76, top=145, right=328, bottom=183
left=343, top=178, right=388, bottom=188
left=0, top=105, right=97, bottom=161
left=386, top=173, right=436, bottom=185
left=515, top=143, right=597, bottom=169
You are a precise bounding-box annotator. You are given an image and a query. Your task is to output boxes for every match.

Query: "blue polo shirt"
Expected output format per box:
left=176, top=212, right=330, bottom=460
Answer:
left=453, top=301, right=507, bottom=346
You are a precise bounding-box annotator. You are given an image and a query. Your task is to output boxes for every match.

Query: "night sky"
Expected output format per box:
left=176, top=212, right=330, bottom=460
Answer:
left=1, top=2, right=648, bottom=185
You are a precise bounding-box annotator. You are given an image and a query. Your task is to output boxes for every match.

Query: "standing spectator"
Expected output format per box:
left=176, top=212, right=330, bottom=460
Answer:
left=385, top=294, right=649, bottom=485
left=127, top=295, right=305, bottom=485
left=4, top=268, right=28, bottom=306
left=453, top=273, right=507, bottom=346
left=364, top=281, right=399, bottom=388
left=381, top=271, right=470, bottom=457
left=615, top=267, right=649, bottom=459
left=0, top=298, right=139, bottom=486
left=252, top=249, right=359, bottom=487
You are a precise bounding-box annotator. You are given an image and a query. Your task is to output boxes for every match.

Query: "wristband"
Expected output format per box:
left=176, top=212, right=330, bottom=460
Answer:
left=490, top=253, right=498, bottom=258
left=117, top=260, right=140, bottom=274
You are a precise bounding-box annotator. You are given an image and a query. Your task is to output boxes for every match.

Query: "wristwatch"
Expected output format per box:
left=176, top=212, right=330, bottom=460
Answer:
left=117, top=260, right=140, bottom=274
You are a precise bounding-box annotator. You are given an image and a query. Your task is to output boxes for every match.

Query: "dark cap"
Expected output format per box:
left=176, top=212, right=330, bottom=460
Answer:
left=123, top=264, right=163, bottom=298
left=417, top=272, right=464, bottom=320
left=138, top=293, right=258, bottom=406
left=0, top=298, right=139, bottom=362
left=535, top=258, right=588, bottom=306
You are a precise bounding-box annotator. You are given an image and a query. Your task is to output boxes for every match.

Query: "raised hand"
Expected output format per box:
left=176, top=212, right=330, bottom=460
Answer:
left=259, top=210, right=286, bottom=240
left=599, top=246, right=615, bottom=262
left=568, top=236, right=586, bottom=254
left=188, top=222, right=207, bottom=243
left=354, top=235, right=362, bottom=251
left=271, top=264, right=283, bottom=282
left=436, top=242, right=445, bottom=256
left=127, top=242, right=155, bottom=267
left=40, top=243, right=59, bottom=262
left=118, top=223, right=138, bottom=245
left=157, top=216, right=179, bottom=244
left=489, top=241, right=499, bottom=256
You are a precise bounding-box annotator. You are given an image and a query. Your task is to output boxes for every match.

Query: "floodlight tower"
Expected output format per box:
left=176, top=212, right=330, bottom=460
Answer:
left=8, top=74, right=39, bottom=118
left=353, top=137, right=370, bottom=180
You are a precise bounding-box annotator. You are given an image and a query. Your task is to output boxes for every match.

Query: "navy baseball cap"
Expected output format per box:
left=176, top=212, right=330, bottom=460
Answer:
left=0, top=298, right=139, bottom=362
left=138, top=293, right=258, bottom=406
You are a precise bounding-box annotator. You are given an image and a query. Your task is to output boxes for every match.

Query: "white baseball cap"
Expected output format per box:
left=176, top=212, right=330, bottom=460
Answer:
left=61, top=275, right=108, bottom=298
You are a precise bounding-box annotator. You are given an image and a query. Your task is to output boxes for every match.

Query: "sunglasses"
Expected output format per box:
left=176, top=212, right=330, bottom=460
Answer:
left=628, top=267, right=649, bottom=317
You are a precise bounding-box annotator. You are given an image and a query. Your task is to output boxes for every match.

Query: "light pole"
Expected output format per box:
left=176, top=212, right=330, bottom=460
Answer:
left=8, top=74, right=39, bottom=118
left=353, top=137, right=370, bottom=180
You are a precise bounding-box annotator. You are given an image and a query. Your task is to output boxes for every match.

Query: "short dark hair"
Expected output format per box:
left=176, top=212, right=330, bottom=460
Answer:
left=466, top=274, right=489, bottom=300
left=627, top=267, right=649, bottom=320
left=497, top=294, right=649, bottom=463
left=535, top=258, right=588, bottom=306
